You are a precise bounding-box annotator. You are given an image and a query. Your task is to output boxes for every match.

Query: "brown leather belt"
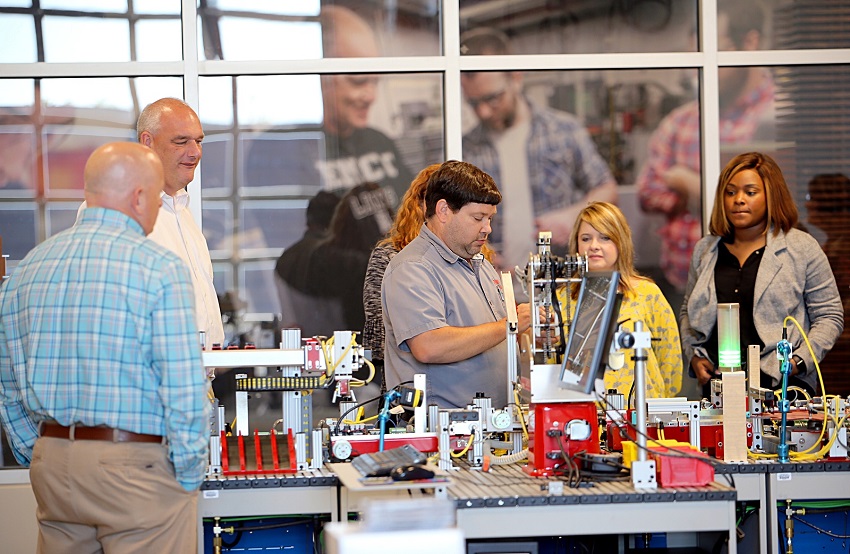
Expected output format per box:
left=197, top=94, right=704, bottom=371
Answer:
left=40, top=422, right=163, bottom=444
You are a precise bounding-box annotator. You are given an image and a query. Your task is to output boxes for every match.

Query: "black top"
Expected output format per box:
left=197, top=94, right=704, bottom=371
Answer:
left=705, top=241, right=764, bottom=369
left=275, top=229, right=327, bottom=294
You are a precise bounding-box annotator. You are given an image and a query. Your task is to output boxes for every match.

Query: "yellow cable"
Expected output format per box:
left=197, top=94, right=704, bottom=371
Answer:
left=350, top=358, right=376, bottom=387
left=789, top=413, right=847, bottom=461
left=513, top=389, right=529, bottom=441
left=782, top=386, right=812, bottom=402
left=451, top=433, right=475, bottom=458
left=321, top=336, right=335, bottom=377
left=783, top=316, right=827, bottom=398
left=749, top=313, right=843, bottom=462
left=342, top=414, right=379, bottom=425
left=777, top=316, right=830, bottom=457
left=321, top=333, right=360, bottom=379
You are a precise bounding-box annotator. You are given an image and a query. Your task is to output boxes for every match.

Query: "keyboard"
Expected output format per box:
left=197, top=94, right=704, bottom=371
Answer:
left=351, top=444, right=427, bottom=477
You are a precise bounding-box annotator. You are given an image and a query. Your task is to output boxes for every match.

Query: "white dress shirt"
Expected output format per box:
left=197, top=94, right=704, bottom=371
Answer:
left=77, top=190, right=225, bottom=346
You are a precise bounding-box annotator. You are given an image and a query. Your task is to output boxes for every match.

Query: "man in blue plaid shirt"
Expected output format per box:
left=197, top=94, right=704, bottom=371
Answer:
left=0, top=142, right=210, bottom=553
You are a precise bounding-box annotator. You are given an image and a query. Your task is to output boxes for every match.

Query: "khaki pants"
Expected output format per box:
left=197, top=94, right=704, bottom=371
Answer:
left=30, top=437, right=198, bottom=554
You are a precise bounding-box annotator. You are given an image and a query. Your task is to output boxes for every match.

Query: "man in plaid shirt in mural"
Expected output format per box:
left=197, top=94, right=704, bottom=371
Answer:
left=637, top=0, right=774, bottom=307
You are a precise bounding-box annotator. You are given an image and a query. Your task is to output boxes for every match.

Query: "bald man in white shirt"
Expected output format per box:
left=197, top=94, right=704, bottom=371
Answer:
left=77, top=98, right=224, bottom=346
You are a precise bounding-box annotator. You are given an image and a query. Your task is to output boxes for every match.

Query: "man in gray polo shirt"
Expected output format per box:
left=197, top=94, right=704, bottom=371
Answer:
left=382, top=160, right=533, bottom=408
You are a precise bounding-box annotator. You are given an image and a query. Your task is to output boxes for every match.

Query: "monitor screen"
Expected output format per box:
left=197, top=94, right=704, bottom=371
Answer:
left=558, top=271, right=622, bottom=395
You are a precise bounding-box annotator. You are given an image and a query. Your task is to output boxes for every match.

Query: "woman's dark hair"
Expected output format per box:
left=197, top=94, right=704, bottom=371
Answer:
left=709, top=152, right=798, bottom=240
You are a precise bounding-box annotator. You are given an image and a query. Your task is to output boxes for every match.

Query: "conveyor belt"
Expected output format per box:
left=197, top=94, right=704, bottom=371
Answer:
left=202, top=467, right=338, bottom=490
left=714, top=460, right=850, bottom=474
left=446, top=463, right=736, bottom=509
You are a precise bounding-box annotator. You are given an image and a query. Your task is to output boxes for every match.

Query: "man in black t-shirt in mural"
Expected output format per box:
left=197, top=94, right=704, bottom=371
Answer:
left=244, top=6, right=413, bottom=208
left=315, top=5, right=414, bottom=206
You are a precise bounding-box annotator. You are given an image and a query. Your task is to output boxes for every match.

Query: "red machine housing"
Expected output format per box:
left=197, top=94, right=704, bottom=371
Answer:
left=220, top=429, right=297, bottom=475
left=524, top=402, right=600, bottom=477
left=606, top=410, right=753, bottom=459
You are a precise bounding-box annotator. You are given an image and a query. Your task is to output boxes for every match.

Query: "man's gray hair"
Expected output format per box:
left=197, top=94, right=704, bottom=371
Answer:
left=136, top=97, right=193, bottom=142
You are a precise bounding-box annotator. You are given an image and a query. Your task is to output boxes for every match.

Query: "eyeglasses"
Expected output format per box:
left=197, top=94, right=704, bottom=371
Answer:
left=466, top=88, right=507, bottom=109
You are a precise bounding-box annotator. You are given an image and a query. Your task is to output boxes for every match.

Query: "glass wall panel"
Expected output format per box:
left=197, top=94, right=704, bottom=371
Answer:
left=212, top=263, right=233, bottom=299
left=459, top=0, right=697, bottom=55
left=730, top=0, right=850, bottom=51
left=0, top=77, right=182, bottom=268
left=239, top=260, right=279, bottom=314
left=460, top=67, right=698, bottom=298
left=239, top=201, right=305, bottom=258
left=237, top=75, right=323, bottom=127
left=44, top=127, right=134, bottom=198
left=44, top=203, right=79, bottom=236
left=203, top=201, right=233, bottom=257
left=41, top=0, right=127, bottom=11
left=0, top=3, right=182, bottom=63
left=215, top=0, right=319, bottom=16
left=0, top=14, right=36, bottom=63
left=198, top=1, right=440, bottom=61
left=213, top=19, right=322, bottom=61
left=198, top=70, right=444, bottom=337
left=43, top=17, right=131, bottom=62
left=770, top=64, right=850, bottom=393
left=0, top=204, right=36, bottom=260
left=134, top=0, right=178, bottom=15
left=0, top=127, right=37, bottom=197
left=135, top=19, right=182, bottom=62
left=198, top=135, right=233, bottom=195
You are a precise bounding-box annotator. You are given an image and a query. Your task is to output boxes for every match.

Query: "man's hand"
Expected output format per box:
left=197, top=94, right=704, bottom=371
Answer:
left=515, top=303, right=554, bottom=335
left=662, top=165, right=701, bottom=216
left=691, top=355, right=716, bottom=386
left=535, top=204, right=582, bottom=247
left=516, top=303, right=533, bottom=334
left=534, top=181, right=618, bottom=248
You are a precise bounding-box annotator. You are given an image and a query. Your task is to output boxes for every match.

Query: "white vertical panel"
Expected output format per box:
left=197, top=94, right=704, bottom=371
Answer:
left=182, top=0, right=203, bottom=226
left=442, top=0, right=463, bottom=161
left=699, top=0, right=721, bottom=233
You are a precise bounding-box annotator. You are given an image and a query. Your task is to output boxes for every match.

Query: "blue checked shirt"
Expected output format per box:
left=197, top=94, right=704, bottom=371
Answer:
left=0, top=208, right=211, bottom=491
left=463, top=98, right=615, bottom=255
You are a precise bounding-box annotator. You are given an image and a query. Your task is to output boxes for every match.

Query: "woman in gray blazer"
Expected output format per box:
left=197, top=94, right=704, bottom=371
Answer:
left=680, top=152, right=843, bottom=395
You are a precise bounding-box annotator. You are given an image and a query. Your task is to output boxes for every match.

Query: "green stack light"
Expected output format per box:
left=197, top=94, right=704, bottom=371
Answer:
left=717, top=303, right=741, bottom=369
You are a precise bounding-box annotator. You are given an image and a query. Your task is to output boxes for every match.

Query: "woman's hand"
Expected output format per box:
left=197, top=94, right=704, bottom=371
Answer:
left=691, top=356, right=716, bottom=386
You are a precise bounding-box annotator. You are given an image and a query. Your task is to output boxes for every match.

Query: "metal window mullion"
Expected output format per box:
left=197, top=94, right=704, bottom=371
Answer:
left=699, top=0, right=721, bottom=235
left=443, top=0, right=462, bottom=160
left=182, top=0, right=202, bottom=227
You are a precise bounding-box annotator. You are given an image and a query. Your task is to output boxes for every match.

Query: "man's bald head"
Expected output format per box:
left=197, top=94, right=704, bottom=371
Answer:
left=320, top=5, right=379, bottom=58
left=319, top=6, right=380, bottom=137
left=84, top=142, right=164, bottom=235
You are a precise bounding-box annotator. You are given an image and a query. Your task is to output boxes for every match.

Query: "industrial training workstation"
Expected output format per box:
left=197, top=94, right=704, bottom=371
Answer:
left=0, top=1, right=849, bottom=553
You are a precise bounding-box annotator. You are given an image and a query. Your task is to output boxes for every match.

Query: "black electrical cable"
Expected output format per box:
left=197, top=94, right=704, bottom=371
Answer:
left=573, top=452, right=629, bottom=472
left=626, top=379, right=636, bottom=411
left=555, top=433, right=583, bottom=488
left=336, top=381, right=412, bottom=429
left=549, top=263, right=568, bottom=361
left=335, top=395, right=382, bottom=430
left=218, top=516, right=322, bottom=549
left=596, top=390, right=734, bottom=487
left=227, top=517, right=314, bottom=532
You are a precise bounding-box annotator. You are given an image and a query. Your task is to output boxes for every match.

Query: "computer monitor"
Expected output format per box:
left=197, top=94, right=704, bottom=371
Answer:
left=558, top=271, right=622, bottom=395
